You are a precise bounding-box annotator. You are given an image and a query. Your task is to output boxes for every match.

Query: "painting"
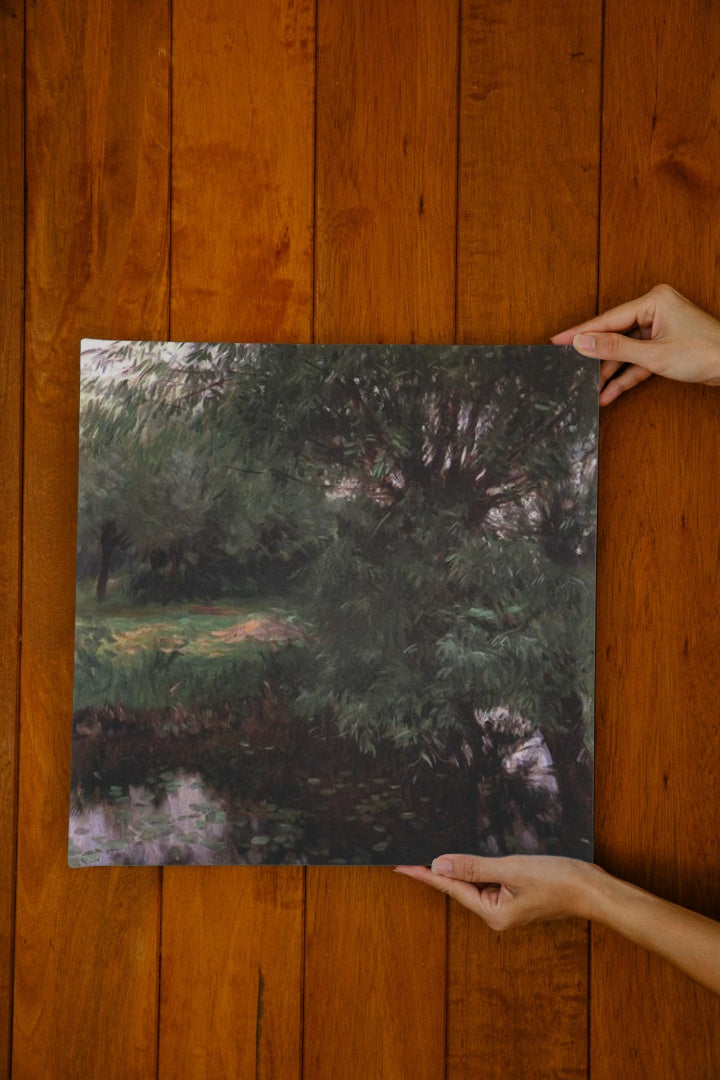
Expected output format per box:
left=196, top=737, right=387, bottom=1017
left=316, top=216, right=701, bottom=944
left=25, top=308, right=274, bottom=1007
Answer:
left=69, top=341, right=598, bottom=867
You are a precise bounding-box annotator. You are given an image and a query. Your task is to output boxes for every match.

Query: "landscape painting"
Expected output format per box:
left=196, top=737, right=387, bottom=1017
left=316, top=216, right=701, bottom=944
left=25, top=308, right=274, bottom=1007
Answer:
left=70, top=341, right=598, bottom=867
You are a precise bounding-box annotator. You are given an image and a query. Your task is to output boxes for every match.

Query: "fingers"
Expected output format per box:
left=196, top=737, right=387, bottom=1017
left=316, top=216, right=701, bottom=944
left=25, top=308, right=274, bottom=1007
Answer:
left=394, top=865, right=434, bottom=884
left=407, top=860, right=518, bottom=929
left=473, top=884, right=507, bottom=924
left=399, top=856, right=594, bottom=930
left=599, top=353, right=653, bottom=405
left=599, top=357, right=623, bottom=390
left=395, top=865, right=487, bottom=916
left=599, top=364, right=653, bottom=405
left=432, top=878, right=489, bottom=917
left=551, top=289, right=663, bottom=343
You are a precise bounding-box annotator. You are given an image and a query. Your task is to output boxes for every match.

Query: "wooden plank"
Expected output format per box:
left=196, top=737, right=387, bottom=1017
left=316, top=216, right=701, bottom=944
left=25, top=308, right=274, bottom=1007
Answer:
left=14, top=1, right=170, bottom=1076
left=170, top=0, right=315, bottom=343
left=457, top=0, right=603, bottom=344
left=594, top=392, right=720, bottom=1074
left=305, top=868, right=447, bottom=1079
left=158, top=3, right=314, bottom=1076
left=593, top=2, right=720, bottom=1071
left=306, top=3, right=457, bottom=1077
left=314, top=0, right=458, bottom=345
left=0, top=1, right=24, bottom=1073
left=160, top=869, right=304, bottom=1080
left=449, top=920, right=587, bottom=1079
left=450, top=2, right=602, bottom=1076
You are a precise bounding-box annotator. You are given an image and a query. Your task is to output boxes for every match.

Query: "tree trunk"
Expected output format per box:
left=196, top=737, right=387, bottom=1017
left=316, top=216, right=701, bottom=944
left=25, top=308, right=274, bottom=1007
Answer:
left=543, top=724, right=593, bottom=857
left=96, top=520, right=124, bottom=601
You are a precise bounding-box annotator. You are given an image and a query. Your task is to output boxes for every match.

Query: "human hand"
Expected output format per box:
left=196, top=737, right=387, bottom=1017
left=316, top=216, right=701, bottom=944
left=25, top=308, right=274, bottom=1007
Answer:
left=398, top=854, right=720, bottom=994
left=395, top=854, right=599, bottom=930
left=551, top=283, right=720, bottom=406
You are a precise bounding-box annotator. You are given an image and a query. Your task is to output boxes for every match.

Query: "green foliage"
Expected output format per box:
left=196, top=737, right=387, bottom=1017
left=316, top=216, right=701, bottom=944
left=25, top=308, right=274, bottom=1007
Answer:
left=77, top=340, right=597, bottom=758
left=78, top=344, right=333, bottom=600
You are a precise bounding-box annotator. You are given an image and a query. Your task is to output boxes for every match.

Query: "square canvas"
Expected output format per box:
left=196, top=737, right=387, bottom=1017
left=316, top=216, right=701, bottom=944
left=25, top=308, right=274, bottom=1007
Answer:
left=70, top=341, right=598, bottom=867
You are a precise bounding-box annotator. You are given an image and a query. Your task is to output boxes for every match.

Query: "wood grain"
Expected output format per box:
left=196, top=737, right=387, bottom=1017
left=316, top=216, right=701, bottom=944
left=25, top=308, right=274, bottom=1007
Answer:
left=449, top=2, right=602, bottom=1075
left=171, top=0, right=315, bottom=343
left=14, top=1, right=170, bottom=1076
left=9, top=0, right=720, bottom=1073
left=159, top=2, right=315, bottom=1076
left=457, top=0, right=602, bottom=344
left=449, top=920, right=587, bottom=1080
left=160, top=869, right=304, bottom=1080
left=593, top=1, right=720, bottom=1072
left=305, top=868, right=447, bottom=1080
left=593, top=363, right=720, bottom=1060
left=0, top=1, right=24, bottom=1073
left=306, top=3, right=458, bottom=1077
left=314, top=0, right=458, bottom=345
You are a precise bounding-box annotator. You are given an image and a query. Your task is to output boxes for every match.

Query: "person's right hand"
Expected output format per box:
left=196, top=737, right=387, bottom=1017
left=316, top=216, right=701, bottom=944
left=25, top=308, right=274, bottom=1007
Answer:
left=551, top=284, right=720, bottom=405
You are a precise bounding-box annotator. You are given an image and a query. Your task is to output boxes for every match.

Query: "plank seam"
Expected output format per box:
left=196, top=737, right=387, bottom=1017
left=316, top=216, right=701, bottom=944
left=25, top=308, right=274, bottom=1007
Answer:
left=453, top=0, right=463, bottom=346
left=311, top=0, right=318, bottom=348
left=300, top=867, right=307, bottom=1080
left=302, top=2, right=318, bottom=1072
left=590, top=4, right=605, bottom=1072
left=157, top=1, right=173, bottom=1074
left=587, top=921, right=592, bottom=1078
left=595, top=0, right=606, bottom=317
left=447, top=2, right=462, bottom=1074
left=168, top=0, right=174, bottom=341
left=443, top=896, right=450, bottom=1080
left=156, top=869, right=164, bottom=1080
left=9, top=1, right=28, bottom=1073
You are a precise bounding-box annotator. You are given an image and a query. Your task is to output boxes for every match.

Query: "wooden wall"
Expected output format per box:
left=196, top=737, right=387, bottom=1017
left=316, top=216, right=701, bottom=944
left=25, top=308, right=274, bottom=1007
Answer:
left=2, top=1, right=719, bottom=1075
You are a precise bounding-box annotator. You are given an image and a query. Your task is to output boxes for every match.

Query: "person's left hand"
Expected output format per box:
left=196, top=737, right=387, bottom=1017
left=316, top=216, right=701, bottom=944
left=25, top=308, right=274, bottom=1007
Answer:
left=395, top=854, right=597, bottom=930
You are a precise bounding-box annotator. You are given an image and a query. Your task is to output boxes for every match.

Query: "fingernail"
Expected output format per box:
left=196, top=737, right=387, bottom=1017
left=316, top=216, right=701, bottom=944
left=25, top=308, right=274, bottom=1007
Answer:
left=431, top=857, right=453, bottom=875
left=574, top=333, right=596, bottom=351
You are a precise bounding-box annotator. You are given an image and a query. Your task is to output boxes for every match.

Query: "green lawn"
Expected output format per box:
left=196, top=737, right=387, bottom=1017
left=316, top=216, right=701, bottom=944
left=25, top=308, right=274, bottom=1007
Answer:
left=73, top=594, right=308, bottom=711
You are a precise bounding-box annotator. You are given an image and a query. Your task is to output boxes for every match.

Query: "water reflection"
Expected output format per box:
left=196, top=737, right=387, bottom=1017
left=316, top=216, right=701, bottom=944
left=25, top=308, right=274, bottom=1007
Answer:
left=69, top=771, right=231, bottom=866
left=68, top=703, right=585, bottom=865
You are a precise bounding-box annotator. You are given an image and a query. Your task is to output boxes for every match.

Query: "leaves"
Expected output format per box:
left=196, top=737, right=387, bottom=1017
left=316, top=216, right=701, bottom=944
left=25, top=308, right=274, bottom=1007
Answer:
left=77, top=340, right=597, bottom=757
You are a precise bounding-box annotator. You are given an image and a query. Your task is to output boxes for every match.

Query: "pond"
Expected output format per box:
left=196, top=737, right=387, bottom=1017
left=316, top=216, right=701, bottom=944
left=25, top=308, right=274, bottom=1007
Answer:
left=68, top=703, right=573, bottom=866
left=68, top=736, right=451, bottom=867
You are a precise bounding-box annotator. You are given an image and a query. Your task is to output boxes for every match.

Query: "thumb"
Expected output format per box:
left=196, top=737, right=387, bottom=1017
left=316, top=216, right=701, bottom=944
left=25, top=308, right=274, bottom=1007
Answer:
left=573, top=331, right=664, bottom=373
left=431, top=854, right=507, bottom=883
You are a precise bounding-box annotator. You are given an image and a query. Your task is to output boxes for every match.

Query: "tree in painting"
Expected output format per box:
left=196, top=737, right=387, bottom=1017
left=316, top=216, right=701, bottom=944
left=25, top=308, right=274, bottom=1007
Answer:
left=71, top=341, right=597, bottom=867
